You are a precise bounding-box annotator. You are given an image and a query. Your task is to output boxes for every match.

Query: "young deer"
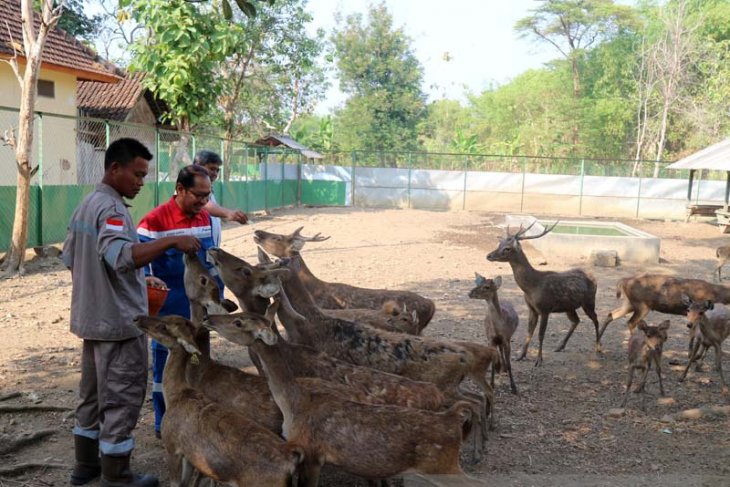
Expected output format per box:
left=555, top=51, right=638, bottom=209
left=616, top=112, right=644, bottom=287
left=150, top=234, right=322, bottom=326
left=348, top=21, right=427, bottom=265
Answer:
left=133, top=314, right=304, bottom=487
left=680, top=296, right=730, bottom=396
left=487, top=221, right=600, bottom=366
left=272, top=255, right=499, bottom=455
left=203, top=301, right=476, bottom=487
left=469, top=274, right=519, bottom=394
left=206, top=248, right=448, bottom=412
left=598, top=274, right=730, bottom=344
left=621, top=320, right=670, bottom=407
left=253, top=227, right=436, bottom=333
left=716, top=245, right=730, bottom=281
left=323, top=301, right=420, bottom=335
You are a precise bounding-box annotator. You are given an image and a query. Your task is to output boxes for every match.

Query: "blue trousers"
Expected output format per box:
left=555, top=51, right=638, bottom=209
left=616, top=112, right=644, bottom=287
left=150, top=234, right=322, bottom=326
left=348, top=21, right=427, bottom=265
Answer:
left=151, top=340, right=168, bottom=434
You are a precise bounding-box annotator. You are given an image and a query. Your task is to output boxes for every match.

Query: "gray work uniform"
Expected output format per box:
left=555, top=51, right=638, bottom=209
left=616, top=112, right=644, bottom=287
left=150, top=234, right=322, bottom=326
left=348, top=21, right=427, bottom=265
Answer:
left=208, top=192, right=222, bottom=247
left=62, top=183, right=149, bottom=456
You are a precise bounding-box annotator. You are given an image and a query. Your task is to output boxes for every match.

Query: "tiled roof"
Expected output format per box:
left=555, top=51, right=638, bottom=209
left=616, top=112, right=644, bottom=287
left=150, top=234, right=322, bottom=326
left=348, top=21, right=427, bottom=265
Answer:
left=255, top=134, right=323, bottom=159
left=77, top=72, right=146, bottom=121
left=0, top=0, right=118, bottom=82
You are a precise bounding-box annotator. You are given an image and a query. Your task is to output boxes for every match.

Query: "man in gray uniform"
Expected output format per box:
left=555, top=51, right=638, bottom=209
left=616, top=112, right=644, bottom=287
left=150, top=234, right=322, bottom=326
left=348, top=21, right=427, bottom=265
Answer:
left=63, top=138, right=201, bottom=487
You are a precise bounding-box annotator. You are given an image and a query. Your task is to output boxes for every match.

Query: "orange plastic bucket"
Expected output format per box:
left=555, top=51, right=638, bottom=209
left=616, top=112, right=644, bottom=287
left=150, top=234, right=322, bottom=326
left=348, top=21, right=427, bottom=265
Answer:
left=147, top=286, right=169, bottom=317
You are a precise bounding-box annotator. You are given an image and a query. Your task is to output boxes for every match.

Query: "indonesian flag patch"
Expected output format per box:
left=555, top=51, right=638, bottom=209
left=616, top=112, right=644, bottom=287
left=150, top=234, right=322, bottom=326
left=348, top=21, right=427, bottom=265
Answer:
left=106, top=218, right=124, bottom=231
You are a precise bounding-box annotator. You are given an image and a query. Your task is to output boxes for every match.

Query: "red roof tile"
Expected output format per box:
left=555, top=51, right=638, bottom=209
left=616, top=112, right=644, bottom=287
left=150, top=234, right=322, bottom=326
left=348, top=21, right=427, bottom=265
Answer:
left=78, top=72, right=145, bottom=120
left=0, top=0, right=118, bottom=82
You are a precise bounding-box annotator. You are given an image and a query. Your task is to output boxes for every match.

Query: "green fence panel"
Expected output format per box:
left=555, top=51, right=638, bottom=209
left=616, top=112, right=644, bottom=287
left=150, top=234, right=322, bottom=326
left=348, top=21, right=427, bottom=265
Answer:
left=301, top=181, right=346, bottom=206
left=246, top=181, right=267, bottom=212
left=0, top=186, right=41, bottom=251
left=266, top=181, right=283, bottom=209
left=127, top=185, right=157, bottom=225
left=42, top=185, right=95, bottom=244
left=282, top=180, right=298, bottom=206
left=221, top=181, right=249, bottom=213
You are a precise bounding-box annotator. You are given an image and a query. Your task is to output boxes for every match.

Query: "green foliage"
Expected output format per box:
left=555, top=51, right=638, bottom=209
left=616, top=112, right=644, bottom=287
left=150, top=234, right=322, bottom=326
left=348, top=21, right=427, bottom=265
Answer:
left=417, top=99, right=473, bottom=153
left=129, top=0, right=243, bottom=128
left=35, top=0, right=102, bottom=42
left=330, top=3, right=426, bottom=156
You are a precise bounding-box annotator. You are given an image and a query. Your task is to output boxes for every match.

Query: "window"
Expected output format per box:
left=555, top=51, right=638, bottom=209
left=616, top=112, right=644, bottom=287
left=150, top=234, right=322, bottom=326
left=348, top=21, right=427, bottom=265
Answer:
left=37, top=80, right=55, bottom=98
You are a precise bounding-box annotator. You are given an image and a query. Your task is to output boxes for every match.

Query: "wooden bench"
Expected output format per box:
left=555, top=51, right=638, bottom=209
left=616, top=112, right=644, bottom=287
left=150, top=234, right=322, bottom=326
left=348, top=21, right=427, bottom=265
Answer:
left=716, top=209, right=730, bottom=233
left=685, top=204, right=725, bottom=222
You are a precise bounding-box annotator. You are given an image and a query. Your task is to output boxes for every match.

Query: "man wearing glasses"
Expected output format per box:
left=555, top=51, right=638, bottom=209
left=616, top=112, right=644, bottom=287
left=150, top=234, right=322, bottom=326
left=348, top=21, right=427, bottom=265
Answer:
left=136, top=164, right=221, bottom=438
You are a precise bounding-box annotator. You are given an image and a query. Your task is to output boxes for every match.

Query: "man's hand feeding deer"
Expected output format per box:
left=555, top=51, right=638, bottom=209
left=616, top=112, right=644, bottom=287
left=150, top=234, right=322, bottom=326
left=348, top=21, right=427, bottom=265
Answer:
left=487, top=220, right=601, bottom=366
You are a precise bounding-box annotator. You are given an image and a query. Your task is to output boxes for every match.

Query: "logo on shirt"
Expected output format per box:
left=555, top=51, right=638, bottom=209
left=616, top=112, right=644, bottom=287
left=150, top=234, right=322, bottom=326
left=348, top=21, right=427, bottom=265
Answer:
left=106, top=218, right=124, bottom=231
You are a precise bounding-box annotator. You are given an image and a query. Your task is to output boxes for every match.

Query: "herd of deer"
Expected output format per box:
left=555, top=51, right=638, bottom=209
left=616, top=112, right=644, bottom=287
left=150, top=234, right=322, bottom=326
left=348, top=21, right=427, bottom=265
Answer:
left=132, top=221, right=730, bottom=486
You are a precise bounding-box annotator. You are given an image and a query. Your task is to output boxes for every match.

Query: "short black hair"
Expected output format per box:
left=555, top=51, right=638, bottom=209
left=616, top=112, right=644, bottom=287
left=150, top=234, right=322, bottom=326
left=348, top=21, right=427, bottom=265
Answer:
left=176, top=164, right=210, bottom=189
left=194, top=150, right=223, bottom=166
left=104, top=138, right=153, bottom=170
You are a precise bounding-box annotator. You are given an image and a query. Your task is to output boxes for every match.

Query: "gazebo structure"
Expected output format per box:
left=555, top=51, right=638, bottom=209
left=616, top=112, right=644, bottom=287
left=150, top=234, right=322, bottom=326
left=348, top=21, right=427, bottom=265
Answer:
left=254, top=134, right=323, bottom=161
left=666, top=138, right=730, bottom=224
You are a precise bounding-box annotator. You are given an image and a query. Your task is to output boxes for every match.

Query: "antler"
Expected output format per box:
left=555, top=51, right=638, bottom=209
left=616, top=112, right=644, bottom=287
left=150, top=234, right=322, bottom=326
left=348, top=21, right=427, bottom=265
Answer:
left=515, top=220, right=559, bottom=241
left=296, top=231, right=331, bottom=243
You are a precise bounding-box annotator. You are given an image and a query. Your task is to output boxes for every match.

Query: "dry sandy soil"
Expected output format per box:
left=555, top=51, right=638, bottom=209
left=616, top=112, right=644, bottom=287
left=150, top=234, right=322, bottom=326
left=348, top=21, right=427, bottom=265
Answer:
left=1, top=207, right=729, bottom=487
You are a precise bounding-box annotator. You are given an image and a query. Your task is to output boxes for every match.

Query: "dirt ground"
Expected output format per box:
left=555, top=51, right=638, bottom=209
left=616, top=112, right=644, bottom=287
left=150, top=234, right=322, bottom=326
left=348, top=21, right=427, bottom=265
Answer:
left=1, top=206, right=729, bottom=487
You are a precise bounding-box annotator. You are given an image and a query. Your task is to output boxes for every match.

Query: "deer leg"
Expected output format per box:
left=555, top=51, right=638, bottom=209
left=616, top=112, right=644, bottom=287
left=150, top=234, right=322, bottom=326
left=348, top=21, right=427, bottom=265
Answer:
left=504, top=341, right=517, bottom=394
left=626, top=307, right=650, bottom=334
left=680, top=339, right=702, bottom=382
left=654, top=354, right=665, bottom=397
left=713, top=343, right=729, bottom=396
left=555, top=309, right=580, bottom=352
left=636, top=363, right=651, bottom=394
left=297, top=459, right=322, bottom=487
left=598, top=301, right=633, bottom=342
left=517, top=308, right=538, bottom=361
left=535, top=313, right=550, bottom=367
left=166, top=452, right=183, bottom=487
left=622, top=366, right=635, bottom=408
left=581, top=303, right=602, bottom=352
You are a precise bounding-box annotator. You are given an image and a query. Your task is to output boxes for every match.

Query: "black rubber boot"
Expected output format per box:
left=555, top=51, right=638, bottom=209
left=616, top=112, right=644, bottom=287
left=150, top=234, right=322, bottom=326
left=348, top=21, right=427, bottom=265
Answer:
left=70, top=435, right=101, bottom=485
left=100, top=453, right=159, bottom=487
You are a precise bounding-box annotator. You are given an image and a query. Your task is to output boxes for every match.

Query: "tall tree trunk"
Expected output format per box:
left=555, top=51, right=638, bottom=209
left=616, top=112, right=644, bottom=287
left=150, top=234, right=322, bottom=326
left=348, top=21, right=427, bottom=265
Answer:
left=2, top=0, right=63, bottom=277
left=570, top=56, right=581, bottom=148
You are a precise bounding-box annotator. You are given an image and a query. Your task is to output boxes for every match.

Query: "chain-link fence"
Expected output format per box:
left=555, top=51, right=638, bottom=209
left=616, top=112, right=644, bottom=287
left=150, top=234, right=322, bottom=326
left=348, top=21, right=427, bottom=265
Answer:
left=0, top=106, right=720, bottom=251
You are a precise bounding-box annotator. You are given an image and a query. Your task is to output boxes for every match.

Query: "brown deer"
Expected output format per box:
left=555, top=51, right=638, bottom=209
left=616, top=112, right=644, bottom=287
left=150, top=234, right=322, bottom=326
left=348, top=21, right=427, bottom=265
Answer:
left=597, top=274, right=730, bottom=343
left=487, top=221, right=600, bottom=366
left=469, top=274, right=519, bottom=394
left=203, top=301, right=476, bottom=487
left=133, top=314, right=304, bottom=487
left=272, top=255, right=499, bottom=453
left=621, top=320, right=670, bottom=407
left=716, top=245, right=730, bottom=281
left=253, top=227, right=435, bottom=333
left=323, top=301, right=420, bottom=335
left=206, top=248, right=448, bottom=412
left=680, top=296, right=730, bottom=396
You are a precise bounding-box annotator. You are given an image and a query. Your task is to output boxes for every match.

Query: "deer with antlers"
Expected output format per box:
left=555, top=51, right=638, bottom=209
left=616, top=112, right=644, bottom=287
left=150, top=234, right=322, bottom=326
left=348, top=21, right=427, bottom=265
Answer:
left=487, top=220, right=601, bottom=366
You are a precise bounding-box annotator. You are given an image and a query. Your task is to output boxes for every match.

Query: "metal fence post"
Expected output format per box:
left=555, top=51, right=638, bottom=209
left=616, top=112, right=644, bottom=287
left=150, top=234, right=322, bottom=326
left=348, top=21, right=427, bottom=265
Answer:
left=636, top=162, right=643, bottom=218
left=351, top=151, right=356, bottom=207
left=297, top=152, right=302, bottom=207
left=37, top=112, right=43, bottom=246
left=578, top=159, right=585, bottom=216
left=407, top=152, right=412, bottom=209
left=191, top=134, right=196, bottom=161
left=462, top=156, right=468, bottom=210
left=104, top=120, right=110, bottom=148
left=154, top=128, right=160, bottom=207
left=264, top=148, right=269, bottom=212
left=520, top=159, right=526, bottom=212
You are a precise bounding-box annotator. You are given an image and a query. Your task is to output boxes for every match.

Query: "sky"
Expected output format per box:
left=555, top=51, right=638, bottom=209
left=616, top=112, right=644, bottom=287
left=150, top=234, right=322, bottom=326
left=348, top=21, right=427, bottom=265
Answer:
left=306, top=0, right=559, bottom=114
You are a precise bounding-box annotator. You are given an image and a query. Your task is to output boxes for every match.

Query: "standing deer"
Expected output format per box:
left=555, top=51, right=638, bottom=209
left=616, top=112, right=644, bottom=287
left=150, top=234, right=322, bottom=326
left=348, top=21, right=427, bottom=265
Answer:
left=716, top=245, right=730, bottom=281
left=468, top=274, right=519, bottom=394
left=621, top=320, right=670, bottom=408
left=680, top=296, right=730, bottom=396
left=597, top=274, right=730, bottom=344
left=487, top=221, right=600, bottom=366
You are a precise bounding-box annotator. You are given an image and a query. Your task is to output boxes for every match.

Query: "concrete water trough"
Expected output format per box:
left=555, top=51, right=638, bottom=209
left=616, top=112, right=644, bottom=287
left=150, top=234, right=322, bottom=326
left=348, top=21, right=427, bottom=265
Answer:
left=504, top=215, right=661, bottom=264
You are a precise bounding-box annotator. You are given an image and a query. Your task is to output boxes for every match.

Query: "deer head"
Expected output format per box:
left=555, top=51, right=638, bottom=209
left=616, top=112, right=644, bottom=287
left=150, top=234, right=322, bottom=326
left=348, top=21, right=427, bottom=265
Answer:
left=468, top=273, right=502, bottom=300
left=183, top=253, right=238, bottom=315
left=253, top=227, right=330, bottom=257
left=202, top=303, right=278, bottom=347
left=133, top=315, right=201, bottom=355
left=682, top=294, right=714, bottom=329
left=207, top=248, right=289, bottom=299
left=486, top=220, right=558, bottom=263
left=637, top=319, right=670, bottom=353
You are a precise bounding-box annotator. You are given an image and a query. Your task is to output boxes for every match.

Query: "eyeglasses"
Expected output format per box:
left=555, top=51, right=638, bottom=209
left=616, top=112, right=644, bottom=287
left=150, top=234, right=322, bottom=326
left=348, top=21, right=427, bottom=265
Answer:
left=187, top=189, right=210, bottom=200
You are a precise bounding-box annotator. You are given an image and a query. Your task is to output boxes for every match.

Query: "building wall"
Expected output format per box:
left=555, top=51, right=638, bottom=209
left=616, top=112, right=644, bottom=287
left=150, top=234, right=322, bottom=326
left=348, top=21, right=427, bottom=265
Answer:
left=126, top=98, right=157, bottom=126
left=0, top=63, right=78, bottom=185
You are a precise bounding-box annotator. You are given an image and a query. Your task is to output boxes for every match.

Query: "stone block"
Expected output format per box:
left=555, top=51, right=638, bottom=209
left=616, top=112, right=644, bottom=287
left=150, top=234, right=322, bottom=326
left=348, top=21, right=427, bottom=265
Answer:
left=591, top=249, right=618, bottom=267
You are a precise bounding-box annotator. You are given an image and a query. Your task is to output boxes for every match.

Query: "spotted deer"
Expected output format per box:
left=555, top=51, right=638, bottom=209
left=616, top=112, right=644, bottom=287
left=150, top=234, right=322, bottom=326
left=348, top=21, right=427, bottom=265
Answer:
left=469, top=274, right=519, bottom=394
left=621, top=320, right=670, bottom=407
left=487, top=221, right=600, bottom=366
left=203, top=301, right=476, bottom=487
left=253, top=227, right=435, bottom=333
left=598, top=274, right=730, bottom=344
left=680, top=296, right=730, bottom=396
left=133, top=314, right=304, bottom=487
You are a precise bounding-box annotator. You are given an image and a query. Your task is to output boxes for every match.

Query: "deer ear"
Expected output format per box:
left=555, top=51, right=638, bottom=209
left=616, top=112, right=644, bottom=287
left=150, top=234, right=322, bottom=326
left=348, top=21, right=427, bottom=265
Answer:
left=411, top=310, right=418, bottom=324
left=221, top=299, right=238, bottom=313
left=474, top=272, right=485, bottom=285
left=292, top=226, right=304, bottom=237
left=494, top=275, right=502, bottom=288
left=637, top=320, right=648, bottom=332
left=681, top=294, right=692, bottom=307
left=258, top=247, right=272, bottom=264
left=705, top=300, right=714, bottom=310
left=659, top=320, right=671, bottom=331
